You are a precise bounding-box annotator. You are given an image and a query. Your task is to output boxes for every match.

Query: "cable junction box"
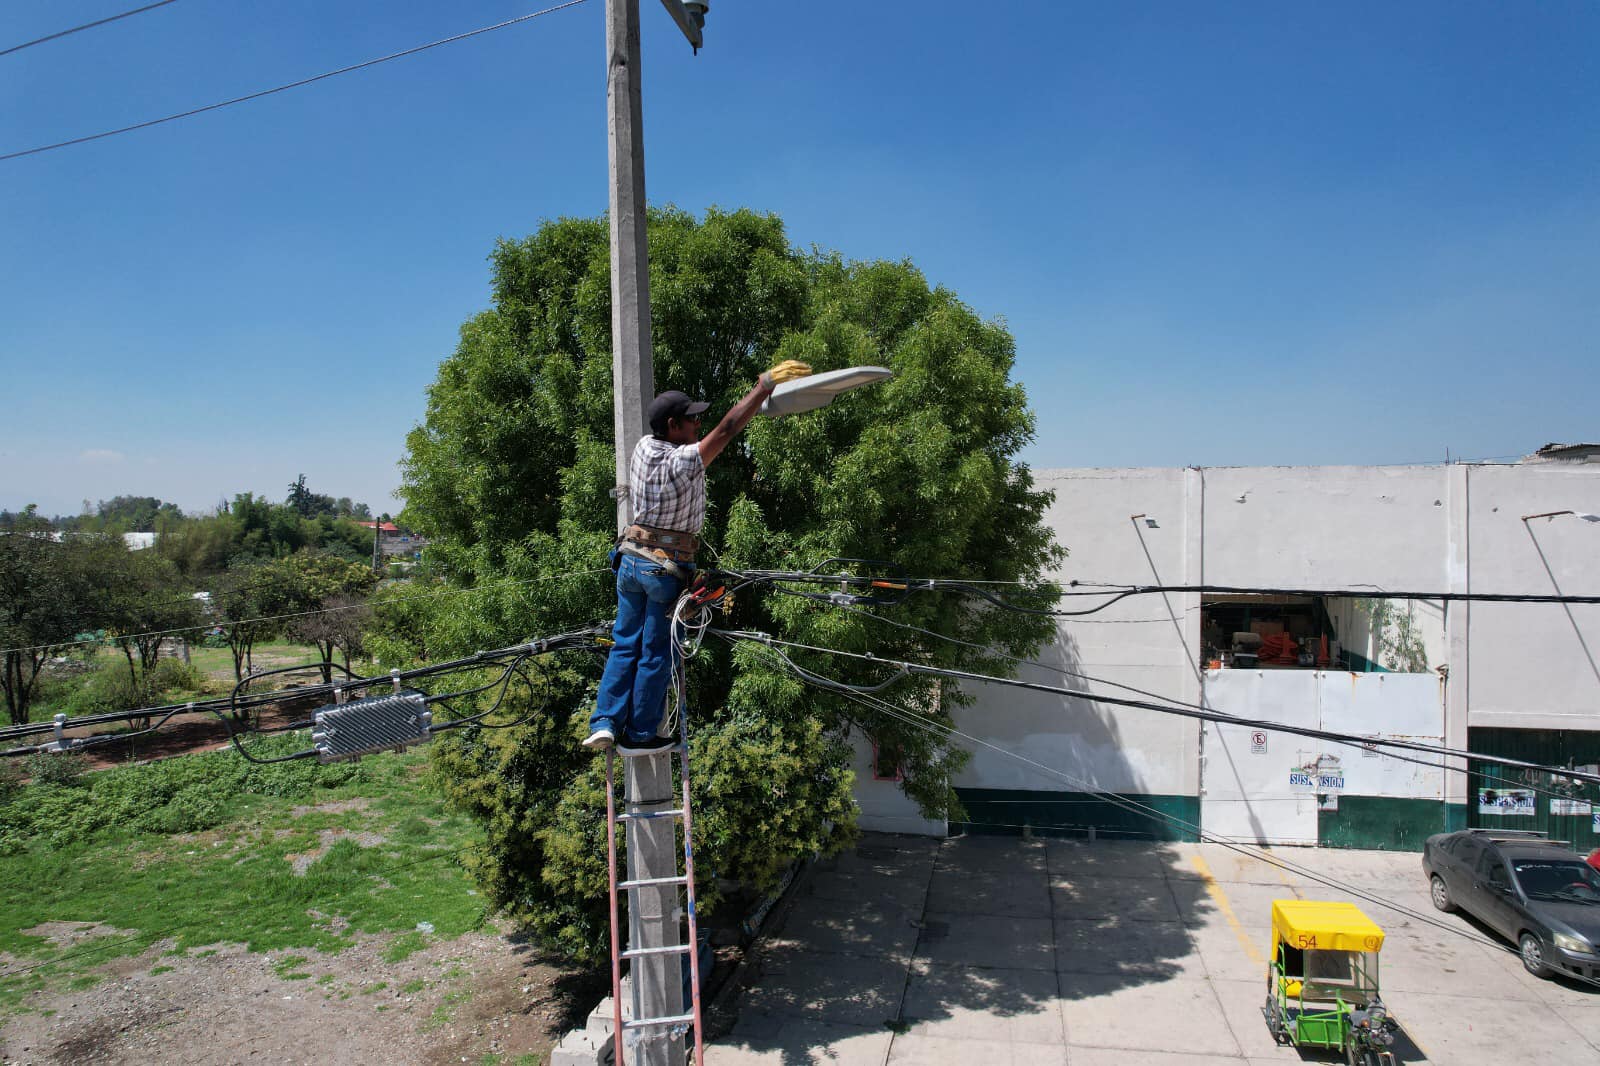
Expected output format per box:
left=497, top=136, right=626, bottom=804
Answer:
left=312, top=692, right=431, bottom=764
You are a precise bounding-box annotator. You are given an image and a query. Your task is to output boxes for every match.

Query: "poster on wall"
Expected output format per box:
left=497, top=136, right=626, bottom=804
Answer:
left=1551, top=798, right=1593, bottom=817
left=1290, top=755, right=1345, bottom=792
left=1478, top=789, right=1535, bottom=816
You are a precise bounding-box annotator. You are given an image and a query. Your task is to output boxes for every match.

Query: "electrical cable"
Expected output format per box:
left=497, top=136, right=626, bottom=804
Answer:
left=733, top=638, right=1600, bottom=992
left=6, top=624, right=610, bottom=760
left=715, top=628, right=1600, bottom=788
left=451, top=659, right=554, bottom=732
left=787, top=593, right=1521, bottom=794
left=0, top=1, right=590, bottom=163
left=1066, top=581, right=1600, bottom=608
left=0, top=566, right=611, bottom=657
left=726, top=564, right=1600, bottom=619
left=0, top=0, right=179, bottom=58
left=426, top=654, right=530, bottom=732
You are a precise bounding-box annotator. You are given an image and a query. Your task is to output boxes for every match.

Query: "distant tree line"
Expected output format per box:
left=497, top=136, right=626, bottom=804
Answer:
left=0, top=480, right=374, bottom=535
left=0, top=477, right=394, bottom=725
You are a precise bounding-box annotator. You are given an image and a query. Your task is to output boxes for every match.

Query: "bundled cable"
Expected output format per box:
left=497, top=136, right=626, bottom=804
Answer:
left=714, top=628, right=1600, bottom=789
left=745, top=641, right=1600, bottom=994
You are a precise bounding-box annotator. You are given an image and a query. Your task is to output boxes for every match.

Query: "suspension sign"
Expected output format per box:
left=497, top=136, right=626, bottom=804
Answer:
left=1250, top=731, right=1268, bottom=754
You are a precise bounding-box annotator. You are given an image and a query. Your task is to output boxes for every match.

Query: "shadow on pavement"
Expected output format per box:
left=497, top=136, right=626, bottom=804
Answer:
left=710, top=831, right=1215, bottom=1065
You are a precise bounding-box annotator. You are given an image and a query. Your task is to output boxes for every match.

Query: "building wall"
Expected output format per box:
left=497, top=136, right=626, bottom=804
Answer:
left=1462, top=463, right=1600, bottom=730
left=948, top=468, right=1203, bottom=840
left=911, top=461, right=1600, bottom=846
left=847, top=730, right=946, bottom=836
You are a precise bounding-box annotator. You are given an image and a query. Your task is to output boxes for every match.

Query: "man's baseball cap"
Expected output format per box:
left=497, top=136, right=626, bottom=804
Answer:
left=648, top=390, right=711, bottom=438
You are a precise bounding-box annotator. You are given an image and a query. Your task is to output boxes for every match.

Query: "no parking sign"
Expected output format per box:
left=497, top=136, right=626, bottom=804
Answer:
left=1250, top=731, right=1268, bottom=754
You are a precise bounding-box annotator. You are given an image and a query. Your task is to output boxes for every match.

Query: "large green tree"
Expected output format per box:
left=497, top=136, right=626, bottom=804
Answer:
left=396, top=207, right=1061, bottom=961
left=0, top=520, right=135, bottom=724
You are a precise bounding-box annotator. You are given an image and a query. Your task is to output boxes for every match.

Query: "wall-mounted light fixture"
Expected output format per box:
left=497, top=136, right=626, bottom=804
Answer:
left=1523, top=510, right=1600, bottom=523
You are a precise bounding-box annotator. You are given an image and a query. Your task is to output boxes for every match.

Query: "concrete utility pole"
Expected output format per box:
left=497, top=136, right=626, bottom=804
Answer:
left=608, top=0, right=653, bottom=539
left=606, top=3, right=706, bottom=1064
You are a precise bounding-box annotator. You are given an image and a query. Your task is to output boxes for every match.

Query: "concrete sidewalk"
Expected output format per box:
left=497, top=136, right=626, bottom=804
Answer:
left=707, top=832, right=1600, bottom=1065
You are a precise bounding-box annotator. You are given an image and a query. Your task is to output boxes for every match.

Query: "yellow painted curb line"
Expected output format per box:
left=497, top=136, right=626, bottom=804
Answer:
left=1190, top=852, right=1264, bottom=966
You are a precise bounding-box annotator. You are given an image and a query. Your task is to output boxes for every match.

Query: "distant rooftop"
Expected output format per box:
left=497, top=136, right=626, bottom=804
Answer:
left=1522, top=443, right=1600, bottom=464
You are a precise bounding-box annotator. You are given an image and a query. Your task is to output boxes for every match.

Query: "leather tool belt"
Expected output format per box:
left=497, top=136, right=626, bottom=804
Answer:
left=621, top=524, right=699, bottom=564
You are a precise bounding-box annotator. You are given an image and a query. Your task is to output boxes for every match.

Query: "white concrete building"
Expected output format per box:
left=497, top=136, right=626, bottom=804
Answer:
left=852, top=447, right=1600, bottom=850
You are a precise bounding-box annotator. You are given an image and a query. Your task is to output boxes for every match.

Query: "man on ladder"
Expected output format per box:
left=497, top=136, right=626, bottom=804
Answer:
left=583, top=359, right=812, bottom=755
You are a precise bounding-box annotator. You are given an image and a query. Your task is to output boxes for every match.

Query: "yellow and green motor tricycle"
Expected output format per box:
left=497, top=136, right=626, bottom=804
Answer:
left=1264, top=900, right=1399, bottom=1066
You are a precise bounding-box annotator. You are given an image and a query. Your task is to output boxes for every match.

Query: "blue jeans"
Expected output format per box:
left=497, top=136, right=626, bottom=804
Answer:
left=589, top=552, right=690, bottom=742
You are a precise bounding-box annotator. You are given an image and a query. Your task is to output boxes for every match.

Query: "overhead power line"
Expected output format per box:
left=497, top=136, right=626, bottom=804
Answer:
left=736, top=639, right=1600, bottom=994
left=730, top=564, right=1600, bottom=619
left=0, top=0, right=179, bottom=58
left=1066, top=581, right=1600, bottom=608
left=856, top=679, right=1600, bottom=987
left=0, top=0, right=590, bottom=163
left=716, top=628, right=1600, bottom=788
left=4, top=624, right=609, bottom=757
left=0, top=567, right=609, bottom=657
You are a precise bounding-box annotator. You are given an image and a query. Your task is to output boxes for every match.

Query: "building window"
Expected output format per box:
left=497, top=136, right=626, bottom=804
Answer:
left=871, top=739, right=903, bottom=782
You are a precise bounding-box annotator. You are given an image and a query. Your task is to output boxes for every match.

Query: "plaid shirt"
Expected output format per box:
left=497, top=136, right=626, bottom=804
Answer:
left=629, top=435, right=706, bottom=534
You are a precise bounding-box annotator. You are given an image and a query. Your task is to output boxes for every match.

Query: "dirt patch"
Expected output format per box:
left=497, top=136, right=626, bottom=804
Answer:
left=0, top=929, right=605, bottom=1066
left=291, top=798, right=370, bottom=818
left=286, top=829, right=387, bottom=876
left=17, top=923, right=133, bottom=949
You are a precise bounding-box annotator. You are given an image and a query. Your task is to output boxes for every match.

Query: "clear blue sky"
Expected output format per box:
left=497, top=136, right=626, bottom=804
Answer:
left=2, top=1, right=1595, bottom=517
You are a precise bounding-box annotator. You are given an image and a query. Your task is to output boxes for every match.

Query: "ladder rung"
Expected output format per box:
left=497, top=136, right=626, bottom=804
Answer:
left=618, top=808, right=686, bottom=821
left=624, top=1012, right=696, bottom=1030
left=621, top=944, right=692, bottom=958
left=620, top=875, right=688, bottom=889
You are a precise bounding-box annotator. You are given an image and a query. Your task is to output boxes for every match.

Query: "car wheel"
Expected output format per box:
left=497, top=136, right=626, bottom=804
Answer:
left=1429, top=874, right=1456, bottom=912
left=1520, top=932, right=1552, bottom=978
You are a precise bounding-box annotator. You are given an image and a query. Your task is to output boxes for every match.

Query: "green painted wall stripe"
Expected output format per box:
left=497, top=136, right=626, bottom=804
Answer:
left=1317, top=795, right=1448, bottom=851
left=952, top=787, right=1200, bottom=842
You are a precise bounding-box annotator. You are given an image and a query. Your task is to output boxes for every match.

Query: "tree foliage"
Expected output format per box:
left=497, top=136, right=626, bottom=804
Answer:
left=156, top=492, right=374, bottom=579
left=396, top=207, right=1061, bottom=961
left=0, top=522, right=172, bottom=724
left=208, top=550, right=377, bottom=685
left=103, top=549, right=204, bottom=687
left=1, top=517, right=86, bottom=724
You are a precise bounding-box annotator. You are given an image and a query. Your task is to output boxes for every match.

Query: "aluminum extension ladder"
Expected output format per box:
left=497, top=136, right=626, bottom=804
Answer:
left=603, top=730, right=706, bottom=1065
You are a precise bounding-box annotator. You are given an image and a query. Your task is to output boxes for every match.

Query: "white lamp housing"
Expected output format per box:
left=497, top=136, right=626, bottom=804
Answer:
left=760, top=366, right=894, bottom=417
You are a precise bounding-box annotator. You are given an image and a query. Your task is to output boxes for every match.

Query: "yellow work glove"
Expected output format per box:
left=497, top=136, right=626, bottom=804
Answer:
left=760, top=359, right=813, bottom=389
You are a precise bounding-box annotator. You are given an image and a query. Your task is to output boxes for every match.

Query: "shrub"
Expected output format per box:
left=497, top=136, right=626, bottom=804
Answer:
left=145, top=784, right=229, bottom=834
left=0, top=760, right=24, bottom=804
left=0, top=733, right=372, bottom=851
left=26, top=750, right=89, bottom=788
left=147, top=657, right=209, bottom=696
left=53, top=663, right=145, bottom=718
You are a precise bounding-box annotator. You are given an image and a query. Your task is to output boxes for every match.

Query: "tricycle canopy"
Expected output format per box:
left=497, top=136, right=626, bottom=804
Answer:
left=1271, top=899, right=1386, bottom=953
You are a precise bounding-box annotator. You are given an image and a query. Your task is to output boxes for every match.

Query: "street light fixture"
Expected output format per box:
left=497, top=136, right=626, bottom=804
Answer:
left=1522, top=510, right=1600, bottom=523
left=660, top=0, right=708, bottom=50
left=760, top=365, right=895, bottom=417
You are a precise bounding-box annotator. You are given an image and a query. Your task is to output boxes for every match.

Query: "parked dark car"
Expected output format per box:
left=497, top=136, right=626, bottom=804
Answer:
left=1423, top=828, right=1600, bottom=980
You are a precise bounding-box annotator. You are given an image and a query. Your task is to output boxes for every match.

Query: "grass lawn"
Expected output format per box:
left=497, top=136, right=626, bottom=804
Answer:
left=186, top=640, right=331, bottom=680
left=0, top=744, right=484, bottom=1018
